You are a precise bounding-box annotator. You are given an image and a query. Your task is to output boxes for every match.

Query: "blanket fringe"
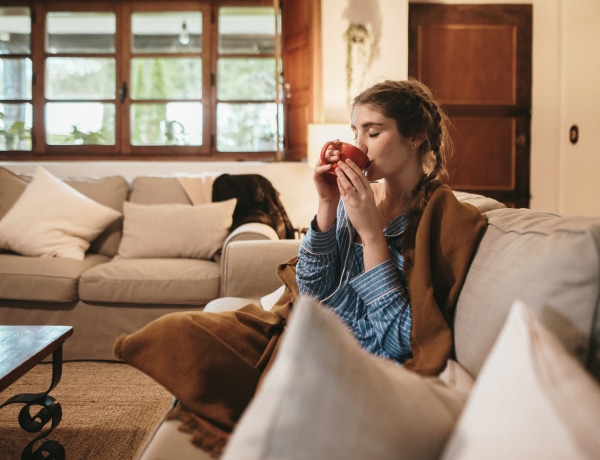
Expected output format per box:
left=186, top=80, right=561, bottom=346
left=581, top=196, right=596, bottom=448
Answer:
left=166, top=404, right=230, bottom=458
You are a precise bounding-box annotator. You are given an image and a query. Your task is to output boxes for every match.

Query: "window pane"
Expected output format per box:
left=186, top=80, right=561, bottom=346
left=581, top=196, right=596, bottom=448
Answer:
left=131, top=58, right=201, bottom=100
left=219, top=7, right=276, bottom=54
left=217, top=102, right=277, bottom=152
left=45, top=58, right=115, bottom=99
left=46, top=12, right=115, bottom=54
left=130, top=102, right=202, bottom=146
left=0, top=102, right=32, bottom=150
left=46, top=102, right=115, bottom=145
left=132, top=12, right=201, bottom=53
left=0, top=7, right=31, bottom=55
left=217, top=58, right=276, bottom=100
left=0, top=58, right=32, bottom=99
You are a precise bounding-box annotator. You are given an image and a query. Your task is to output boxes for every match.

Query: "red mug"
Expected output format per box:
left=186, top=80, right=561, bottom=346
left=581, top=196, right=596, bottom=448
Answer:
left=320, top=140, right=369, bottom=182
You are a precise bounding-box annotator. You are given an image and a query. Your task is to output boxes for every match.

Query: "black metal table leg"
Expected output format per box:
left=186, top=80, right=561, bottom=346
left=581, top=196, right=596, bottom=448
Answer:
left=0, top=345, right=66, bottom=460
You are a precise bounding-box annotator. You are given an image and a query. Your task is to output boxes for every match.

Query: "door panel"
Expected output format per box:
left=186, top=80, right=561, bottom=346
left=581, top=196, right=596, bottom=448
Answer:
left=281, top=0, right=319, bottom=161
left=409, top=4, right=532, bottom=207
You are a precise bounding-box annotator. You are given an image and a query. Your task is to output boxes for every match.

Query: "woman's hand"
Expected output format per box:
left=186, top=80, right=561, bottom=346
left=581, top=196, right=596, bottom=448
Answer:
left=335, top=159, right=378, bottom=235
left=314, top=144, right=341, bottom=199
left=313, top=144, right=341, bottom=232
left=336, top=159, right=389, bottom=269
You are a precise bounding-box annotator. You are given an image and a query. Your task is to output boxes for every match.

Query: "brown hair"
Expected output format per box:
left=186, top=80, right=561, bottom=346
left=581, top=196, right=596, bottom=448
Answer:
left=352, top=79, right=453, bottom=265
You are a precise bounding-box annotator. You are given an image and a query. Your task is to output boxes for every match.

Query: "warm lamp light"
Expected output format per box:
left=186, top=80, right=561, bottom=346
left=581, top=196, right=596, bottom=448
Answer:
left=307, top=123, right=354, bottom=166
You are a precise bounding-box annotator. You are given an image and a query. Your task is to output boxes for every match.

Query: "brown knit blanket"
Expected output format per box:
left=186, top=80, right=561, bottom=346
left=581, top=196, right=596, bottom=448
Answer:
left=403, top=184, right=487, bottom=375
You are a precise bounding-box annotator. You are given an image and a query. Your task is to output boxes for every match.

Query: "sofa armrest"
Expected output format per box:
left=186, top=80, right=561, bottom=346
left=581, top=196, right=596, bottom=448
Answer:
left=223, top=222, right=280, bottom=246
left=220, top=239, right=301, bottom=298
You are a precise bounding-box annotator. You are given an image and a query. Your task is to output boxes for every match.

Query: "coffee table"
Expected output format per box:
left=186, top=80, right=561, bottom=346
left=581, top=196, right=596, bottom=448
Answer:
left=0, top=325, right=73, bottom=460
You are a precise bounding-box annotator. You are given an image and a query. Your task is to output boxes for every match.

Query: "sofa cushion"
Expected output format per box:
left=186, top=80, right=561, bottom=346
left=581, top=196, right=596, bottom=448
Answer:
left=0, top=167, right=128, bottom=257
left=62, top=174, right=129, bottom=257
left=0, top=167, right=122, bottom=261
left=0, top=167, right=28, bottom=221
left=455, top=208, right=600, bottom=380
left=117, top=199, right=236, bottom=260
left=129, top=176, right=192, bottom=204
left=79, top=258, right=220, bottom=305
left=222, top=296, right=469, bottom=460
left=0, top=252, right=110, bottom=302
left=442, top=300, right=600, bottom=460
left=453, top=190, right=506, bottom=213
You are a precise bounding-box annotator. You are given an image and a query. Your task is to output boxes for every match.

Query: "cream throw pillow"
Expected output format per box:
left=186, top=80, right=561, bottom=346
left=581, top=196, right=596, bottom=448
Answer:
left=441, top=300, right=600, bottom=460
left=117, top=199, right=237, bottom=260
left=222, top=296, right=470, bottom=460
left=0, top=167, right=121, bottom=260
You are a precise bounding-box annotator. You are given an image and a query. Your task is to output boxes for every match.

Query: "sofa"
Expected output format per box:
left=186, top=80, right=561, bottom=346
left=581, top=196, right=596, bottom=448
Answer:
left=0, top=165, right=302, bottom=361
left=134, top=199, right=600, bottom=459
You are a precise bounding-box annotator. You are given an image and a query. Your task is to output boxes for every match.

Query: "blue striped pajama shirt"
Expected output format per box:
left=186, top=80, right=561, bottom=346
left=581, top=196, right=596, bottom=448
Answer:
left=296, top=200, right=413, bottom=363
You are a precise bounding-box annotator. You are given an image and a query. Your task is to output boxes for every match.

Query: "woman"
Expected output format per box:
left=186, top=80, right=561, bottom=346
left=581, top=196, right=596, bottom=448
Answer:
left=296, top=79, right=487, bottom=375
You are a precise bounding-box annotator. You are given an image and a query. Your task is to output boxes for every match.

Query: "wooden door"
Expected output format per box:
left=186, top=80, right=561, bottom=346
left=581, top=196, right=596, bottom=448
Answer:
left=409, top=4, right=532, bottom=207
left=281, top=0, right=320, bottom=161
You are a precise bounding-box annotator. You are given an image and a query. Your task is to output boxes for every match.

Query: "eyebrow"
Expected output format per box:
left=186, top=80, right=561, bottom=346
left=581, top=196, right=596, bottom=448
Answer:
left=351, top=121, right=386, bottom=130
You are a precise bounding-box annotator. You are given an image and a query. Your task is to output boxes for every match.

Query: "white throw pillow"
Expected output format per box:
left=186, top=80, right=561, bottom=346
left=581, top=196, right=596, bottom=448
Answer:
left=0, top=167, right=121, bottom=260
left=441, top=300, right=600, bottom=460
left=117, top=199, right=237, bottom=260
left=222, top=296, right=470, bottom=460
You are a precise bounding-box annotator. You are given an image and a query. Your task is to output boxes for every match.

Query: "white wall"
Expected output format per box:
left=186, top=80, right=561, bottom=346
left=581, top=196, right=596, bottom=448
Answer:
left=559, top=0, right=600, bottom=216
left=321, top=0, right=408, bottom=122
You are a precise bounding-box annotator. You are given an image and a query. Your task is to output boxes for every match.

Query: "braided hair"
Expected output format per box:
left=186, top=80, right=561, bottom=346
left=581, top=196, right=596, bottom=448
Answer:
left=352, top=79, right=452, bottom=267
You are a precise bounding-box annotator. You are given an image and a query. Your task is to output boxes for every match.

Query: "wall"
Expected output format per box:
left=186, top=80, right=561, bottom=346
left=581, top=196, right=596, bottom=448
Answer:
left=320, top=0, right=408, bottom=122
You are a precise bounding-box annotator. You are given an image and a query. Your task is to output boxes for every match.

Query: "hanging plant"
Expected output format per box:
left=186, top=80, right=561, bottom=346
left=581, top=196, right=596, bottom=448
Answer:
left=344, top=23, right=371, bottom=109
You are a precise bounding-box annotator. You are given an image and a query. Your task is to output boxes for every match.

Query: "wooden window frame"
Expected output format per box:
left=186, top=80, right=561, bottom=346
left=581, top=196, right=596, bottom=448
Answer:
left=1, top=0, right=286, bottom=162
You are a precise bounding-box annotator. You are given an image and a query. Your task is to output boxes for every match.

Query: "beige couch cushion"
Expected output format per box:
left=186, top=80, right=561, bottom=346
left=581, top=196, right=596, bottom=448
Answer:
left=0, top=167, right=27, bottom=221
left=222, top=296, right=469, bottom=460
left=453, top=191, right=506, bottom=213
left=63, top=174, right=129, bottom=257
left=0, top=167, right=121, bottom=260
left=118, top=199, right=236, bottom=260
left=129, top=176, right=192, bottom=204
left=79, top=258, right=220, bottom=305
left=454, top=208, right=600, bottom=380
left=442, top=300, right=600, bottom=459
left=0, top=253, right=110, bottom=302
left=0, top=167, right=128, bottom=257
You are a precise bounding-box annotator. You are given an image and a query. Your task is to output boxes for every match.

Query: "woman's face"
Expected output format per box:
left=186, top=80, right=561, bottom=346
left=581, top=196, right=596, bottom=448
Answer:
left=351, top=103, right=419, bottom=183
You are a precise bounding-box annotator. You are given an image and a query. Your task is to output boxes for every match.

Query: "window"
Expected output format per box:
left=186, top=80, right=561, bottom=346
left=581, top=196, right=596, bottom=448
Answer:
left=0, top=0, right=283, bottom=160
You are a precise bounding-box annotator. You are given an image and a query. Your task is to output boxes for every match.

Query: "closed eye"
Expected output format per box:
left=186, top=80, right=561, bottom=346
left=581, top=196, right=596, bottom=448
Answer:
left=368, top=132, right=380, bottom=138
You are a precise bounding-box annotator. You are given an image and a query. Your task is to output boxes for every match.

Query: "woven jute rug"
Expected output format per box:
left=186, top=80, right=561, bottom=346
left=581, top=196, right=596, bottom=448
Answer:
left=0, top=361, right=173, bottom=460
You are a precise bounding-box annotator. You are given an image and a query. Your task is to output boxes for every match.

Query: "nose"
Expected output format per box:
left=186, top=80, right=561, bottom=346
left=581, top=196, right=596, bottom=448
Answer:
left=354, top=137, right=367, bottom=154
